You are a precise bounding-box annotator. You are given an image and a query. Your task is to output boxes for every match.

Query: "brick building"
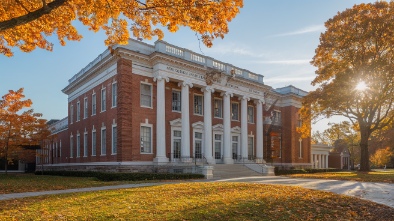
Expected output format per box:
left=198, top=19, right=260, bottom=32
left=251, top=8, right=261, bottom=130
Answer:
left=40, top=39, right=311, bottom=172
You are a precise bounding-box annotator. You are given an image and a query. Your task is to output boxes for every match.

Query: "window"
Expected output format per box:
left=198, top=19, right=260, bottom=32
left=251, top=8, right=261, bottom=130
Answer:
left=76, top=134, right=80, bottom=157
left=231, top=103, right=239, bottom=120
left=194, top=94, right=203, bottom=115
left=84, top=132, right=88, bottom=157
left=101, top=88, right=106, bottom=112
left=247, top=106, right=254, bottom=123
left=92, top=93, right=96, bottom=116
left=70, top=135, right=73, bottom=158
left=173, top=130, right=181, bottom=159
left=214, top=134, right=222, bottom=159
left=59, top=140, right=62, bottom=157
left=70, top=104, right=74, bottom=123
left=272, top=110, right=281, bottom=124
left=140, top=83, right=152, bottom=107
left=112, top=125, right=117, bottom=154
left=172, top=90, right=181, bottom=111
left=77, top=102, right=80, bottom=121
left=112, top=82, right=117, bottom=107
left=84, top=98, right=88, bottom=119
left=140, top=126, right=152, bottom=153
left=232, top=136, right=239, bottom=160
left=101, top=128, right=106, bottom=155
left=214, top=98, right=223, bottom=118
left=248, top=137, right=254, bottom=160
left=92, top=130, right=96, bottom=156
left=194, top=132, right=202, bottom=159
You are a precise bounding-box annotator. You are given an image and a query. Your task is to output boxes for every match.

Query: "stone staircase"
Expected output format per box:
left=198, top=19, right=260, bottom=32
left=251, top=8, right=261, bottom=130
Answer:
left=212, top=164, right=263, bottom=179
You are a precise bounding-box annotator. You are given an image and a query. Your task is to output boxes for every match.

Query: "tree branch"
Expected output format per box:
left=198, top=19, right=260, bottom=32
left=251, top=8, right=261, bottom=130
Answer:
left=0, top=0, right=68, bottom=32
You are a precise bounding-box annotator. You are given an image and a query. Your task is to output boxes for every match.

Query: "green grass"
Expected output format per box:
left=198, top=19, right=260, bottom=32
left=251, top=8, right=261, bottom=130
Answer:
left=0, top=173, right=145, bottom=194
left=285, top=169, right=394, bottom=183
left=0, top=183, right=393, bottom=220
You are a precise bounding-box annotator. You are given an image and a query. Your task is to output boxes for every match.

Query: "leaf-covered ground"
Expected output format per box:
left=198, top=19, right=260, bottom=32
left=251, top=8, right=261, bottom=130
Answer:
left=1, top=183, right=393, bottom=221
left=286, top=170, right=394, bottom=183
left=0, top=174, right=144, bottom=194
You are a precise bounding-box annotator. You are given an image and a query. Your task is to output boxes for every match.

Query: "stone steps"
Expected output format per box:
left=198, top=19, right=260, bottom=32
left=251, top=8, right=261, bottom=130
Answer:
left=213, top=164, right=262, bottom=179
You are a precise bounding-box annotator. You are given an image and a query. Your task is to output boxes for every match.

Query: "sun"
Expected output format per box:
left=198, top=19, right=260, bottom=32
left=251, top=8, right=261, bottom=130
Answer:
left=355, top=81, right=368, bottom=91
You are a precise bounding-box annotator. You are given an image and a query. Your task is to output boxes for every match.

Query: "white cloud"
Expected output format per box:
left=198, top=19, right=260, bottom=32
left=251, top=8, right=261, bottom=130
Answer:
left=272, top=25, right=325, bottom=37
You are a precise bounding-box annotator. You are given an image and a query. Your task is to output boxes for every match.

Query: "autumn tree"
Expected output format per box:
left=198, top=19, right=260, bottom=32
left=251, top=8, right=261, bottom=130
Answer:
left=300, top=1, right=394, bottom=171
left=0, top=0, right=243, bottom=56
left=370, top=147, right=393, bottom=168
left=0, top=88, right=41, bottom=174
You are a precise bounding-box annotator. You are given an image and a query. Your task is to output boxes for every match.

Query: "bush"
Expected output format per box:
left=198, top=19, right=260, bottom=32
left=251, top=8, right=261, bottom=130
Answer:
left=275, top=168, right=342, bottom=176
left=35, top=170, right=205, bottom=181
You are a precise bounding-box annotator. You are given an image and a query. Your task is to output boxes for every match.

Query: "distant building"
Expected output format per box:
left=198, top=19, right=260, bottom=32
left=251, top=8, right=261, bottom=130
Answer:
left=311, top=143, right=331, bottom=169
left=39, top=39, right=311, bottom=173
left=328, top=140, right=351, bottom=170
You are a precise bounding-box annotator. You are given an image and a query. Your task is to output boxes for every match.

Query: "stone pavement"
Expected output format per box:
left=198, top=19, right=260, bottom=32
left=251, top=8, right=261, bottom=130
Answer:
left=214, top=176, right=394, bottom=208
left=1, top=176, right=393, bottom=209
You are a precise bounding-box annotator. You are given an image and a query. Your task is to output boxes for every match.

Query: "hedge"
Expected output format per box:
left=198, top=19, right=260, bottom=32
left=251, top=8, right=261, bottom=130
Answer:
left=275, top=168, right=342, bottom=176
left=35, top=170, right=205, bottom=181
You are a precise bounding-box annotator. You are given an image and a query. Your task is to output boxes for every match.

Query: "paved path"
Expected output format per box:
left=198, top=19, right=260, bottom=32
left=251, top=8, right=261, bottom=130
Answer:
left=1, top=177, right=393, bottom=209
left=214, top=176, right=394, bottom=208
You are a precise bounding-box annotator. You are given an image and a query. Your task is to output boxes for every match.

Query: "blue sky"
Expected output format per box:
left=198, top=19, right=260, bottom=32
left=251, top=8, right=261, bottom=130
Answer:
left=0, top=0, right=375, bottom=132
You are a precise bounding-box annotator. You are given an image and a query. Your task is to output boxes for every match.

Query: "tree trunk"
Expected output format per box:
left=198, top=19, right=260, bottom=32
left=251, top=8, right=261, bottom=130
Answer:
left=359, top=128, right=370, bottom=171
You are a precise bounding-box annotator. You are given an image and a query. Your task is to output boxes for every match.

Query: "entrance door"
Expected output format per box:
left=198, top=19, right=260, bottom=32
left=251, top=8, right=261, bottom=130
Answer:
left=214, top=134, right=222, bottom=163
left=232, top=135, right=239, bottom=160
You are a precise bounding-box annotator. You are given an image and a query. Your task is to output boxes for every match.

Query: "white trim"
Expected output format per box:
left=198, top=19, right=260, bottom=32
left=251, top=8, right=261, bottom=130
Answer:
left=140, top=82, right=153, bottom=108
left=101, top=87, right=106, bottom=112
left=111, top=81, right=117, bottom=108
left=83, top=131, right=88, bottom=157
left=70, top=104, right=74, bottom=124
left=171, top=126, right=182, bottom=161
left=193, top=93, right=204, bottom=116
left=76, top=101, right=81, bottom=122
left=91, top=126, right=97, bottom=156
left=76, top=132, right=80, bottom=158
left=192, top=127, right=204, bottom=159
left=91, top=92, right=96, bottom=116
left=140, top=122, right=153, bottom=154
left=111, top=122, right=117, bottom=155
left=83, top=97, right=88, bottom=119
left=101, top=125, right=106, bottom=156
left=69, top=134, right=74, bottom=158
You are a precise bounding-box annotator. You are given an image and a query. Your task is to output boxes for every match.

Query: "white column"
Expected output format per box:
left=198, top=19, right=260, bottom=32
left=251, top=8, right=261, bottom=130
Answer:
left=203, top=86, right=215, bottom=164
left=255, top=99, right=264, bottom=163
left=313, top=154, right=316, bottom=168
left=179, top=81, right=193, bottom=162
left=319, top=154, right=323, bottom=169
left=153, top=75, right=169, bottom=163
left=222, top=92, right=233, bottom=164
left=240, top=96, right=250, bottom=160
left=325, top=154, right=328, bottom=168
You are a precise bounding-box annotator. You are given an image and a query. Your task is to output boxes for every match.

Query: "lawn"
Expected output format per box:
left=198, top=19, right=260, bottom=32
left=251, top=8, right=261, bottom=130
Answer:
left=0, top=182, right=393, bottom=220
left=285, top=169, right=394, bottom=183
left=0, top=173, right=142, bottom=194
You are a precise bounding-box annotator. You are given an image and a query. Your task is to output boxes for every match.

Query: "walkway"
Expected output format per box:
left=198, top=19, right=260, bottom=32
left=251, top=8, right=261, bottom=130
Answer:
left=1, top=176, right=393, bottom=208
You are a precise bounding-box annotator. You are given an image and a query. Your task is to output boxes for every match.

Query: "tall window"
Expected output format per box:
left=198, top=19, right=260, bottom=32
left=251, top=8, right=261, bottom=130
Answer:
left=59, top=140, right=62, bottom=157
left=172, top=90, right=181, bottom=111
left=83, top=132, right=88, bottom=157
left=92, top=93, right=96, bottom=115
left=273, top=110, right=281, bottom=124
left=214, top=134, right=222, bottom=159
left=194, top=94, right=203, bottom=115
left=70, top=104, right=74, bottom=123
left=248, top=137, right=254, bottom=160
left=112, top=125, right=117, bottom=154
left=70, top=135, right=73, bottom=158
left=92, top=130, right=96, bottom=156
left=140, top=126, right=152, bottom=153
left=214, top=98, right=223, bottom=118
left=194, top=132, right=202, bottom=159
left=112, top=82, right=117, bottom=107
left=232, top=136, right=239, bottom=160
left=84, top=98, right=88, bottom=119
left=173, top=130, right=181, bottom=158
left=76, top=134, right=80, bottom=157
left=101, top=128, right=106, bottom=155
left=140, top=83, right=152, bottom=107
left=101, top=88, right=106, bottom=112
left=231, top=103, right=239, bottom=120
left=76, top=102, right=80, bottom=121
left=247, top=106, right=254, bottom=123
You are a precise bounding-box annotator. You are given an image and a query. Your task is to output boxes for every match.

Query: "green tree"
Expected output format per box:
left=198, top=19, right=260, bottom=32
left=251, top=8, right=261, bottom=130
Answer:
left=300, top=1, right=394, bottom=171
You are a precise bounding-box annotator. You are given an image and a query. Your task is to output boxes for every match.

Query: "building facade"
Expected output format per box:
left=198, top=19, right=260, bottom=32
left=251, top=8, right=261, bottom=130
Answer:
left=41, top=39, right=311, bottom=172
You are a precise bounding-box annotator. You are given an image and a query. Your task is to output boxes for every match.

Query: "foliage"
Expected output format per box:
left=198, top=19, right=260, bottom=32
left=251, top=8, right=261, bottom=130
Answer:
left=300, top=1, right=394, bottom=171
left=1, top=182, right=393, bottom=220
left=275, top=168, right=341, bottom=176
left=287, top=170, right=394, bottom=184
left=370, top=147, right=393, bottom=168
left=35, top=170, right=204, bottom=181
left=0, top=88, right=42, bottom=174
left=0, top=0, right=243, bottom=56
